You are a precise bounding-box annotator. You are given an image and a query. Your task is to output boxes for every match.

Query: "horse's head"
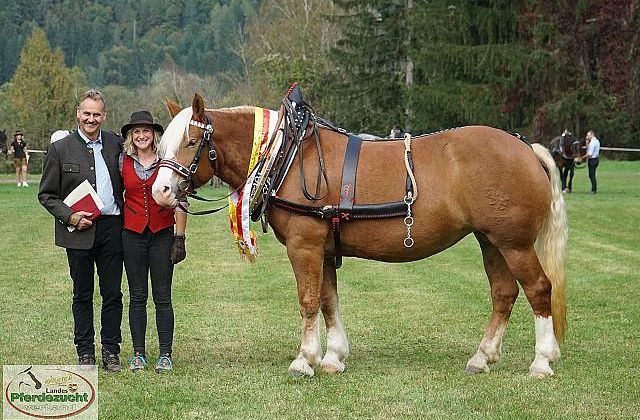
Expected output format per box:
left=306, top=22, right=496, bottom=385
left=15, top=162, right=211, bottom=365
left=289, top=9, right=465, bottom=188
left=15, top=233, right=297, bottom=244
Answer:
left=152, top=93, right=217, bottom=208
left=569, top=136, right=587, bottom=164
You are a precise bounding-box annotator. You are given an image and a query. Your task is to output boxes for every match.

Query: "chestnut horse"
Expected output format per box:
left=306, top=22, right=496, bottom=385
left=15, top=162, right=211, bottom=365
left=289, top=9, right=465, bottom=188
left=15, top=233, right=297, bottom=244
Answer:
left=152, top=94, right=568, bottom=378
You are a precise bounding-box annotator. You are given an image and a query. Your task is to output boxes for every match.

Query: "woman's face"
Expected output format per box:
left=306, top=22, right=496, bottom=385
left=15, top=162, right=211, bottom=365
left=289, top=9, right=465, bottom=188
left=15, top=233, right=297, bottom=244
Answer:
left=131, top=125, right=154, bottom=152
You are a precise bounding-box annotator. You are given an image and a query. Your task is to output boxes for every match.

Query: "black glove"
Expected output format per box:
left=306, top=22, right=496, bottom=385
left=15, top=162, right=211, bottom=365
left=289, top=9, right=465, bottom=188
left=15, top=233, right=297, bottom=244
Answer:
left=170, top=235, right=186, bottom=264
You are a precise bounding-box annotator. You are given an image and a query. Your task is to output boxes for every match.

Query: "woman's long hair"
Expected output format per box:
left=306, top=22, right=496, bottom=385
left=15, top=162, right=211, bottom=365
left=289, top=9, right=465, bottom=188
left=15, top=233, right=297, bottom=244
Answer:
left=123, top=127, right=162, bottom=156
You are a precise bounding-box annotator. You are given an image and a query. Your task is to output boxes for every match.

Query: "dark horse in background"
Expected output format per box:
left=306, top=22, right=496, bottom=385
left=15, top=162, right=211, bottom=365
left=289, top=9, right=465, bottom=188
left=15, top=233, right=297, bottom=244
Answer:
left=153, top=93, right=568, bottom=378
left=550, top=131, right=585, bottom=193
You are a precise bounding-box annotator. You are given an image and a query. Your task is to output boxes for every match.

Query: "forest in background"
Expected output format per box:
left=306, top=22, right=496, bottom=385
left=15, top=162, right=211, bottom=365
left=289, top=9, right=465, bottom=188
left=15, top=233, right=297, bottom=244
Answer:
left=0, top=0, right=638, bottom=158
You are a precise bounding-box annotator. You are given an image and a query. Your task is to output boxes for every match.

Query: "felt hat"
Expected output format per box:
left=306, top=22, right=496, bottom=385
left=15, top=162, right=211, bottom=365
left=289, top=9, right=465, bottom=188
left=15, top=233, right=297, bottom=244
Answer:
left=14, top=130, right=23, bottom=137
left=120, top=111, right=164, bottom=138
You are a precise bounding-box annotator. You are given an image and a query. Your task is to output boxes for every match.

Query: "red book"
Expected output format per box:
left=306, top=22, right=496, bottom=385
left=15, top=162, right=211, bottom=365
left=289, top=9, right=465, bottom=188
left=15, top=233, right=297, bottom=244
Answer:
left=69, top=193, right=102, bottom=220
left=63, top=180, right=104, bottom=222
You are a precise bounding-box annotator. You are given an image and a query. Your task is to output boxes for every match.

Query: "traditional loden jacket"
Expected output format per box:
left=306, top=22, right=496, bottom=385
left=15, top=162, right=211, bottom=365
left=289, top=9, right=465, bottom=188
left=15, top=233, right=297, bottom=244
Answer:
left=39, top=131, right=124, bottom=250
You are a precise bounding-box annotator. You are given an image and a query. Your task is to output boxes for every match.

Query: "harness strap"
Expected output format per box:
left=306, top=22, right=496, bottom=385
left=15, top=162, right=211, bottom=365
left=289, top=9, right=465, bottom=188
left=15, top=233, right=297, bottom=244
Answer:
left=404, top=133, right=417, bottom=200
left=340, top=135, right=363, bottom=214
left=332, top=134, right=363, bottom=268
left=271, top=197, right=408, bottom=220
left=332, top=216, right=342, bottom=268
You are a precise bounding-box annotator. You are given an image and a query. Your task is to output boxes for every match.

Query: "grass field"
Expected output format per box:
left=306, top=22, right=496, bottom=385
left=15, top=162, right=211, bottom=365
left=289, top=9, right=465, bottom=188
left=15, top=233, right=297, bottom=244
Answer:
left=1, top=160, right=639, bottom=419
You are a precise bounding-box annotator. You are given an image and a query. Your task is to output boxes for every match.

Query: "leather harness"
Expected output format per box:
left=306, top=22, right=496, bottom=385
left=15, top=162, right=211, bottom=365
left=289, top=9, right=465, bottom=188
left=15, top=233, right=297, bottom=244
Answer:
left=270, top=132, right=415, bottom=268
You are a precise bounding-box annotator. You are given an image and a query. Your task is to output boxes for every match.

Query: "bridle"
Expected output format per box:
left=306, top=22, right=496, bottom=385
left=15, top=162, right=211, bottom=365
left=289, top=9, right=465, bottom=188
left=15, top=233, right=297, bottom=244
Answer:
left=158, top=113, right=231, bottom=214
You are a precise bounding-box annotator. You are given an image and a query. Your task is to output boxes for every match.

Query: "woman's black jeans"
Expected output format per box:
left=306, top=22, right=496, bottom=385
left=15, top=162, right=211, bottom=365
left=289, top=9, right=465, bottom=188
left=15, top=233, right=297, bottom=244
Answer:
left=123, top=226, right=174, bottom=356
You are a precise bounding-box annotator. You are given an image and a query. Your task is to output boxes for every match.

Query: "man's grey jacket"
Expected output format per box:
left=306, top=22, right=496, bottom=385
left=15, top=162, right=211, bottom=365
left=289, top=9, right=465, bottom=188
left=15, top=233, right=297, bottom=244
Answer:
left=38, top=131, right=124, bottom=250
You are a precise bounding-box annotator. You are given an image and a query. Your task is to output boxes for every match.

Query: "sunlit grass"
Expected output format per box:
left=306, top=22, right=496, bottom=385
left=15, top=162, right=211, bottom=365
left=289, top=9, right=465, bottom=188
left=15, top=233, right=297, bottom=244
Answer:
left=1, top=160, right=639, bottom=418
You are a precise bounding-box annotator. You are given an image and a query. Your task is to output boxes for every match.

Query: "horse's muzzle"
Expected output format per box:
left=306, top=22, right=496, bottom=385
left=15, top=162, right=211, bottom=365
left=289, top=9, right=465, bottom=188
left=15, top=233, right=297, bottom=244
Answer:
left=152, top=183, right=178, bottom=208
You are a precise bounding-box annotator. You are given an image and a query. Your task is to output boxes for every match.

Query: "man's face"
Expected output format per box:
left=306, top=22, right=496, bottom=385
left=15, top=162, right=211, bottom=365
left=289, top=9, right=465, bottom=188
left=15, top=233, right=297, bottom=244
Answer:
left=76, top=99, right=106, bottom=140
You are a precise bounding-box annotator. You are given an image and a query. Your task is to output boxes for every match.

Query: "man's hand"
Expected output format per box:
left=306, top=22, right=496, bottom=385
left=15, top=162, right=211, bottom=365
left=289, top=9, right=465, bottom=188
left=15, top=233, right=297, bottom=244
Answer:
left=170, top=235, right=186, bottom=264
left=68, top=211, right=94, bottom=231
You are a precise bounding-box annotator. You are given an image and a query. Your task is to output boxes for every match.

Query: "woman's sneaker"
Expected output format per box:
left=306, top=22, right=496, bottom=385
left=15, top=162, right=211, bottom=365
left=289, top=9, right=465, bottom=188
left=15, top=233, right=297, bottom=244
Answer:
left=129, top=352, right=147, bottom=372
left=155, top=353, right=173, bottom=373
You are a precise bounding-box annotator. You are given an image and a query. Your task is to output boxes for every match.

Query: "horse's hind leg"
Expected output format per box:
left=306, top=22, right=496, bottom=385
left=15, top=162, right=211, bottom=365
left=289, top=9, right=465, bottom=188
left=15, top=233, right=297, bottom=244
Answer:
left=286, top=238, right=324, bottom=377
left=500, top=246, right=561, bottom=378
left=320, top=256, right=349, bottom=373
left=466, top=233, right=519, bottom=374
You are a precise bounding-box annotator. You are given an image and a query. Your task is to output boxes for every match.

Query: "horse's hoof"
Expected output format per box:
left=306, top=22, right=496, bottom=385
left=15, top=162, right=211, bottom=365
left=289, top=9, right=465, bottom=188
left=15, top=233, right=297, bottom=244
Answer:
left=464, top=364, right=489, bottom=374
left=288, top=358, right=314, bottom=377
left=529, top=362, right=554, bottom=378
left=529, top=368, right=554, bottom=378
left=321, top=355, right=345, bottom=374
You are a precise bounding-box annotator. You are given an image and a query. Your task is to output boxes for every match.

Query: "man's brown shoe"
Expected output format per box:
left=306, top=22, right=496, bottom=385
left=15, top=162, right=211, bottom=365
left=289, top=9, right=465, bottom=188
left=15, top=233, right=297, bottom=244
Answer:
left=78, top=354, right=96, bottom=365
left=102, top=352, right=121, bottom=372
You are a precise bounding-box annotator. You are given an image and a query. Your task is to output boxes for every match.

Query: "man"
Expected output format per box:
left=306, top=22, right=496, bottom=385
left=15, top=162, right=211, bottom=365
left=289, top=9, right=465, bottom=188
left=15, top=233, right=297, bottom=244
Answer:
left=9, top=130, right=29, bottom=187
left=39, top=90, right=124, bottom=371
left=584, top=130, right=601, bottom=194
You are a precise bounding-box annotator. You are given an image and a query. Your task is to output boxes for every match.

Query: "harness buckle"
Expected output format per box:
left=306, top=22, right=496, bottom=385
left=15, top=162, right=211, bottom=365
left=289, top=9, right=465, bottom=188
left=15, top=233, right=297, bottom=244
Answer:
left=209, top=149, right=217, bottom=161
left=189, top=163, right=198, bottom=174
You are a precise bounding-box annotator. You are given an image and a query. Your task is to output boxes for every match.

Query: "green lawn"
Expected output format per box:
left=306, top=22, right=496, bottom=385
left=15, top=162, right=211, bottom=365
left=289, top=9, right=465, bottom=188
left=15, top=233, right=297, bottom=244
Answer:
left=1, top=160, right=639, bottom=419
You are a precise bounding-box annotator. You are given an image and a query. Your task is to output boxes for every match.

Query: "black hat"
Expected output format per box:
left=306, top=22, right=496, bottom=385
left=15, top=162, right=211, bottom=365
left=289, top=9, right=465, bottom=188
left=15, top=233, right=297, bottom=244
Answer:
left=120, top=111, right=164, bottom=138
left=14, top=130, right=23, bottom=137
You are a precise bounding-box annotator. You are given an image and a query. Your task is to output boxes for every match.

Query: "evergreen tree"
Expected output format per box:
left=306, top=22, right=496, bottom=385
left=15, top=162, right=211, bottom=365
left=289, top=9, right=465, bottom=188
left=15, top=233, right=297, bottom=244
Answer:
left=409, top=0, right=529, bottom=133
left=327, top=0, right=408, bottom=134
left=8, top=28, right=80, bottom=151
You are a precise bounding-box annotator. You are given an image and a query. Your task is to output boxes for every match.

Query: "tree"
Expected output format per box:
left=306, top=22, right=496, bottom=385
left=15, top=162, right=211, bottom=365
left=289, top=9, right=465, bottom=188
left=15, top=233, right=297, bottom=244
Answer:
left=327, top=0, right=408, bottom=134
left=244, top=0, right=340, bottom=108
left=7, top=28, right=82, bottom=151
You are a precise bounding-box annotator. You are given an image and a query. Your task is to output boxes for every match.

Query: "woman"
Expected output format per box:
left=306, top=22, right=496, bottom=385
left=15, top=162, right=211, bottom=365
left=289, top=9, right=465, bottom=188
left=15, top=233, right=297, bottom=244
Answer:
left=120, top=111, right=187, bottom=373
left=10, top=130, right=29, bottom=187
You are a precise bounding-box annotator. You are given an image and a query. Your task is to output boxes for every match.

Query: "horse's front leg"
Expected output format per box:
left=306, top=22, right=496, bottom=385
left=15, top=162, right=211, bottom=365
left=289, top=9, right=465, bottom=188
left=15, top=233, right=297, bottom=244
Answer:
left=320, top=256, right=349, bottom=374
left=286, top=237, right=325, bottom=377
left=567, top=164, right=574, bottom=192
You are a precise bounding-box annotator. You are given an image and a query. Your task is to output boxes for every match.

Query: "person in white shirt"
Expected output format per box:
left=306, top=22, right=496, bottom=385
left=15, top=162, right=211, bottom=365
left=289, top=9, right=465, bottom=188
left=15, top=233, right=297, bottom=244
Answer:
left=584, top=130, right=600, bottom=194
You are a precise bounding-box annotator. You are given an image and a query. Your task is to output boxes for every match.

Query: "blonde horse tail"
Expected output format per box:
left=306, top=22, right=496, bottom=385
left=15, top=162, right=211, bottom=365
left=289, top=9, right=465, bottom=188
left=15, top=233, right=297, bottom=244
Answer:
left=530, top=143, right=568, bottom=343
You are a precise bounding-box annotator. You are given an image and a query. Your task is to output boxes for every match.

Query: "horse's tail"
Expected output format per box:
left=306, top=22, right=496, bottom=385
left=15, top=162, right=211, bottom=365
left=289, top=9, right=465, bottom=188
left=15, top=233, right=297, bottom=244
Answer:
left=530, top=143, right=568, bottom=343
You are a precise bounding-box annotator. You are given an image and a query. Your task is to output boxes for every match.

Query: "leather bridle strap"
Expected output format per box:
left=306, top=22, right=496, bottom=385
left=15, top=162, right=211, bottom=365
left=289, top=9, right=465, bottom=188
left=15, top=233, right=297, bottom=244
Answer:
left=158, top=113, right=228, bottom=207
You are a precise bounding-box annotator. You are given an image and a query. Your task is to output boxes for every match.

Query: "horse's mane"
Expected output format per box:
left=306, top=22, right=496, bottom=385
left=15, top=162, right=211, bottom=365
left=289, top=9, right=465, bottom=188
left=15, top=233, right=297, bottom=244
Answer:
left=217, top=105, right=254, bottom=114
left=159, top=107, right=192, bottom=158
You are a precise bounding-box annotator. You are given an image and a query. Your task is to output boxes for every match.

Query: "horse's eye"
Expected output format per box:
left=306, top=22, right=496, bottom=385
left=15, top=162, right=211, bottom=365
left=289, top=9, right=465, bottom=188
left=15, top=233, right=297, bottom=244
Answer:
left=187, top=138, right=197, bottom=147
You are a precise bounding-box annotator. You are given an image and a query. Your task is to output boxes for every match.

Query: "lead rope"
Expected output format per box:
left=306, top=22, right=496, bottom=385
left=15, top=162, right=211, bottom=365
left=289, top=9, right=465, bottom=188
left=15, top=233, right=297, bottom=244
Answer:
left=403, top=133, right=417, bottom=248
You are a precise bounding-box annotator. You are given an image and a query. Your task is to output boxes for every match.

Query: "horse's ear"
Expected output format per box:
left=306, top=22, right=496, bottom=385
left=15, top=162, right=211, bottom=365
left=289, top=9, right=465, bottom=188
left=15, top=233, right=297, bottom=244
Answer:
left=165, top=98, right=182, bottom=118
left=192, top=93, right=206, bottom=121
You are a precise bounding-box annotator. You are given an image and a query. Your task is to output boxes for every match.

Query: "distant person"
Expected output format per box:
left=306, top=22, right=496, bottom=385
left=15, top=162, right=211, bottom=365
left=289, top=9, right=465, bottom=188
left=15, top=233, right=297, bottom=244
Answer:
left=9, top=130, right=29, bottom=187
left=119, top=111, right=188, bottom=373
left=38, top=90, right=125, bottom=372
left=390, top=124, right=402, bottom=139
left=584, top=130, right=601, bottom=194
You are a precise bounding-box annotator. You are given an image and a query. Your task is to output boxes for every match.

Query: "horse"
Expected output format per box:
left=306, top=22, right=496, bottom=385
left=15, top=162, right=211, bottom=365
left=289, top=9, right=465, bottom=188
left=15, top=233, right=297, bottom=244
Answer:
left=152, top=92, right=568, bottom=378
left=550, top=132, right=584, bottom=193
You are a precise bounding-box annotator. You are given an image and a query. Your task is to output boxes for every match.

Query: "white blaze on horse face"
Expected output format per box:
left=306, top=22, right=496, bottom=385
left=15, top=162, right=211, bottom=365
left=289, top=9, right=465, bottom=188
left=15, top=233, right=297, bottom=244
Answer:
left=152, top=166, right=180, bottom=208
left=151, top=107, right=193, bottom=208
